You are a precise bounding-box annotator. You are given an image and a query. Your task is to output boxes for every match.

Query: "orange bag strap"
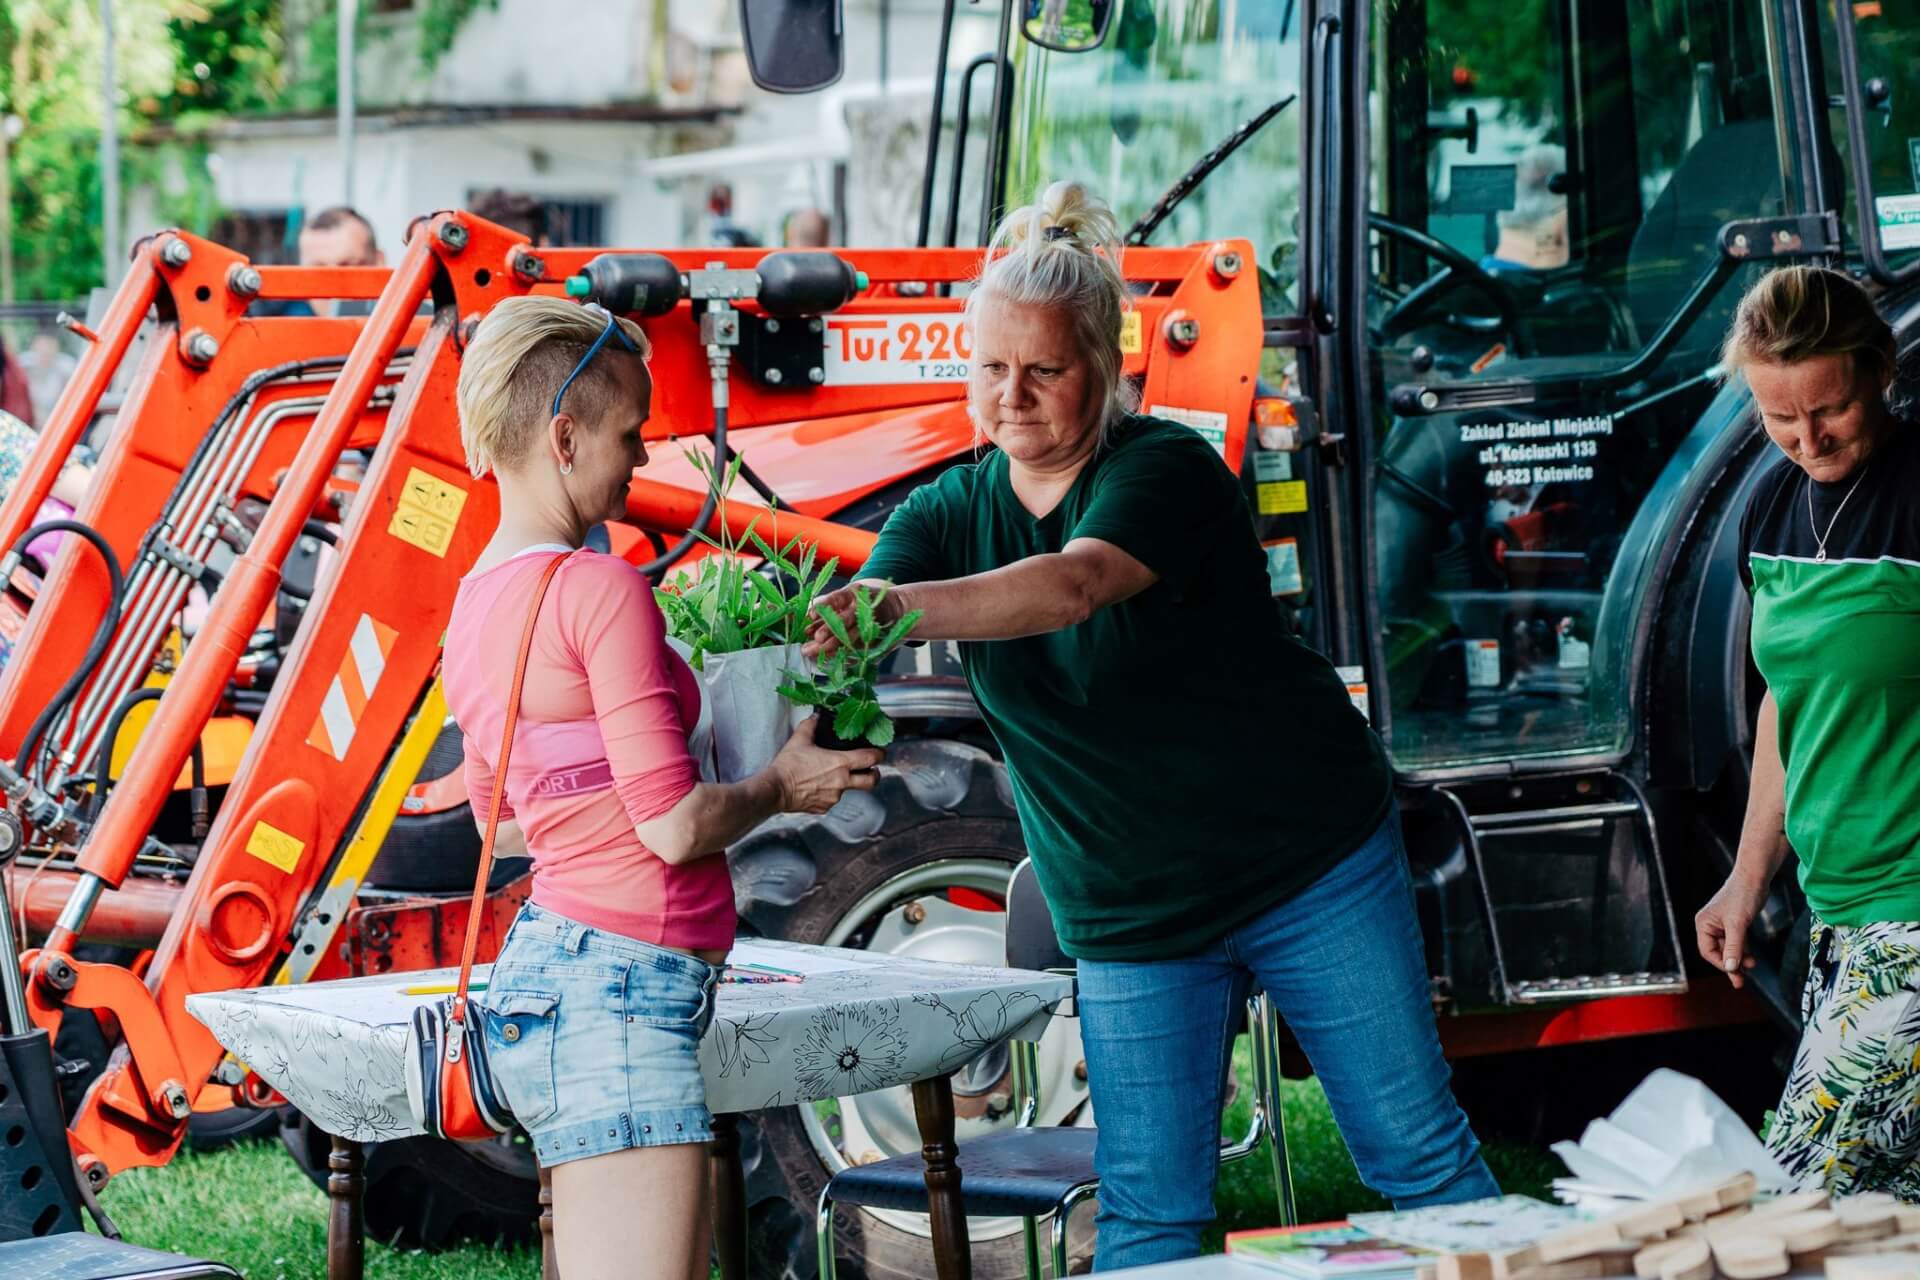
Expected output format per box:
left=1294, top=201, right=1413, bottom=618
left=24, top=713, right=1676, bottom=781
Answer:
left=450, top=550, right=571, bottom=1028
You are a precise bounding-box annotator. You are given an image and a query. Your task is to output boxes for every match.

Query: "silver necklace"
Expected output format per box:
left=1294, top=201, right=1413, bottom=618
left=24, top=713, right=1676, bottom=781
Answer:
left=1808, top=462, right=1869, bottom=563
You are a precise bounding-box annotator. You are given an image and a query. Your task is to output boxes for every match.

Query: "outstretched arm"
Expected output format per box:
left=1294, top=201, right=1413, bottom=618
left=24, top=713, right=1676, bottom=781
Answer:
left=804, top=537, right=1156, bottom=656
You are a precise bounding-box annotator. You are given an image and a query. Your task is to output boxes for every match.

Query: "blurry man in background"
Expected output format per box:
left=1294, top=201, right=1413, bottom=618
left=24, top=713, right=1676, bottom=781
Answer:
left=298, top=206, right=385, bottom=317
left=782, top=207, right=831, bottom=248
left=471, top=188, right=552, bottom=246
left=251, top=205, right=384, bottom=318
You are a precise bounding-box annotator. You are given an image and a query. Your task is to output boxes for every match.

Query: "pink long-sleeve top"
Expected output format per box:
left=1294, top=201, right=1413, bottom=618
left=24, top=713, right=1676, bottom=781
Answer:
left=442, top=546, right=734, bottom=950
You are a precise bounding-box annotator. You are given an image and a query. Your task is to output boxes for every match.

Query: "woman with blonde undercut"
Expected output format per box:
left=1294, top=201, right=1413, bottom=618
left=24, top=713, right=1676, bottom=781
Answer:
left=809, top=182, right=1496, bottom=1269
left=442, top=295, right=881, bottom=1280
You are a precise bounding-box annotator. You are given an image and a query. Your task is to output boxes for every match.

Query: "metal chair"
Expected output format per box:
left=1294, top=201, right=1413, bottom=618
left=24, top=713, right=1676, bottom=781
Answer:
left=817, top=858, right=1296, bottom=1279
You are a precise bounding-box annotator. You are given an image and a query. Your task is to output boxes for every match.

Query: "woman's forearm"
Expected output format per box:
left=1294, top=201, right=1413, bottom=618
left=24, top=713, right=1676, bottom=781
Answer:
left=633, top=772, right=786, bottom=866
left=880, top=550, right=1127, bottom=642
left=1732, top=691, right=1792, bottom=888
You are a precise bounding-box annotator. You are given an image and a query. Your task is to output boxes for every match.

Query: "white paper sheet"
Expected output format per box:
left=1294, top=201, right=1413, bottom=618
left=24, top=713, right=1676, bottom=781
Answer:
left=1548, top=1068, right=1792, bottom=1200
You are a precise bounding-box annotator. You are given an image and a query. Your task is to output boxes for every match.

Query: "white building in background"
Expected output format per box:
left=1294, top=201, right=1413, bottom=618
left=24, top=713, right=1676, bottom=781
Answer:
left=130, top=0, right=1005, bottom=258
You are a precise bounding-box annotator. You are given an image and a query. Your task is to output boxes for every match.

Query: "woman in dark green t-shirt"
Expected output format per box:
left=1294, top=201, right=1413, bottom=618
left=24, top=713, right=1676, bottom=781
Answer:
left=1697, top=267, right=1920, bottom=1196
left=807, top=182, right=1496, bottom=1269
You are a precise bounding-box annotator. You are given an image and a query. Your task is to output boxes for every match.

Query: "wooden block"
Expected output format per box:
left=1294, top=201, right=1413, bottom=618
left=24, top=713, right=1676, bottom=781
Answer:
left=1762, top=1210, right=1844, bottom=1253
left=1635, top=1237, right=1705, bottom=1278
left=1881, top=1234, right=1920, bottom=1253
left=1674, top=1184, right=1725, bottom=1223
left=1673, top=1175, right=1764, bottom=1222
left=1538, top=1221, right=1625, bottom=1263
left=1895, top=1209, right=1920, bottom=1235
left=1417, top=1266, right=1440, bottom=1280
left=1656, top=1238, right=1713, bottom=1280
left=1703, top=1208, right=1755, bottom=1236
left=1710, top=1233, right=1791, bottom=1279
left=1439, top=1253, right=1495, bottom=1280
left=1827, top=1256, right=1920, bottom=1280
left=1838, top=1196, right=1903, bottom=1239
left=1716, top=1174, right=1760, bottom=1210
left=1750, top=1191, right=1832, bottom=1220
left=1505, top=1258, right=1609, bottom=1280
left=1613, top=1201, right=1689, bottom=1241
left=1490, top=1246, right=1542, bottom=1279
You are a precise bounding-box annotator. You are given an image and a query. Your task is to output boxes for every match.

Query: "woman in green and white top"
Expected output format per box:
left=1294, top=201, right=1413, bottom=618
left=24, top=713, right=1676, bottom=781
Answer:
left=1695, top=266, right=1920, bottom=1194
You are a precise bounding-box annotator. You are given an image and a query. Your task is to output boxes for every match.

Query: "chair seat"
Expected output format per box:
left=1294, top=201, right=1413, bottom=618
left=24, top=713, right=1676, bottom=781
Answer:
left=826, top=1126, right=1098, bottom=1218
left=0, top=1233, right=240, bottom=1280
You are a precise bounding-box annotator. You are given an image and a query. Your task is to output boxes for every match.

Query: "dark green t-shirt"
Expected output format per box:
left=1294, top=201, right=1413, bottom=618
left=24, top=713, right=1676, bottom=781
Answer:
left=863, top=415, right=1394, bottom=960
left=1740, top=424, right=1920, bottom=925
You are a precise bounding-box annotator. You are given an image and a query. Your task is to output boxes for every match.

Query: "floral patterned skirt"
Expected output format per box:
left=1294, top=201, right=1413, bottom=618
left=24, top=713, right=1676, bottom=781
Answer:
left=1768, top=916, right=1920, bottom=1199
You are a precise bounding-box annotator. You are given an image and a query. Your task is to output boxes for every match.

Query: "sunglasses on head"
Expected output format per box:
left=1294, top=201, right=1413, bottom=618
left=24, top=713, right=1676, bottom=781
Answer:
left=551, top=307, right=641, bottom=420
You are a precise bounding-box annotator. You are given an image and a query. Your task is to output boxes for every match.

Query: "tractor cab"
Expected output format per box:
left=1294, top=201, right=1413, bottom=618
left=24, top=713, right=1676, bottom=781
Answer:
left=744, top=0, right=1920, bottom=1013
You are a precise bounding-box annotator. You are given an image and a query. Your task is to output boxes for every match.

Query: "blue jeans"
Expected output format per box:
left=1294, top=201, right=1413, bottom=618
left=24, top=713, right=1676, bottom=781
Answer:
left=1076, top=811, right=1498, bottom=1270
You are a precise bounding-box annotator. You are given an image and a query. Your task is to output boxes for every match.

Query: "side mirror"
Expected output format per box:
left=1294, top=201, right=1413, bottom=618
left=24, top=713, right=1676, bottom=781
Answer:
left=1019, top=0, right=1116, bottom=53
left=739, top=0, right=845, bottom=94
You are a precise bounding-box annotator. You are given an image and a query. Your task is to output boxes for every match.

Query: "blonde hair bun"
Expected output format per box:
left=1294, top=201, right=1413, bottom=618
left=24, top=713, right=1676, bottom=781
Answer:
left=993, top=181, right=1124, bottom=261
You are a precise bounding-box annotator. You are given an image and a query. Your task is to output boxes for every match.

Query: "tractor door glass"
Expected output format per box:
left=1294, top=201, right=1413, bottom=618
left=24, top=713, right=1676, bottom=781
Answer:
left=1818, top=1, right=1920, bottom=273
left=1005, top=1, right=1307, bottom=307
left=1364, top=0, right=1786, bottom=770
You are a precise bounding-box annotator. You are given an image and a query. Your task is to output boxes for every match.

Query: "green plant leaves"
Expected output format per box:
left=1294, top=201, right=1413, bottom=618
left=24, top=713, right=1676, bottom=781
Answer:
left=658, top=444, right=841, bottom=669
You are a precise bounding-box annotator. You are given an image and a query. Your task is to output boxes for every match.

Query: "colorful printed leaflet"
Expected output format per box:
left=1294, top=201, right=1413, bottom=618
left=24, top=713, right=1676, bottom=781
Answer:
left=1225, top=1222, right=1436, bottom=1280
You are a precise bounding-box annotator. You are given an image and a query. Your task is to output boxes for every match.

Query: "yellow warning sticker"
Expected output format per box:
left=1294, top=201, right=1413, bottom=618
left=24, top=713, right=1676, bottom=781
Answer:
left=244, top=820, right=305, bottom=874
left=1257, top=480, right=1308, bottom=515
left=389, top=467, right=467, bottom=557
left=1120, top=311, right=1143, bottom=355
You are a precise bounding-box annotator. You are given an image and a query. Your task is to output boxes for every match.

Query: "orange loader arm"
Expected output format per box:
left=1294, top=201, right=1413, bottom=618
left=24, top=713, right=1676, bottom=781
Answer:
left=19, top=211, right=1262, bottom=1182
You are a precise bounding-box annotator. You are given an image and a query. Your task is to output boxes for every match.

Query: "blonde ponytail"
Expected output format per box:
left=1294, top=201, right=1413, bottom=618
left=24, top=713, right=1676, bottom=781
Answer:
left=967, top=181, right=1138, bottom=441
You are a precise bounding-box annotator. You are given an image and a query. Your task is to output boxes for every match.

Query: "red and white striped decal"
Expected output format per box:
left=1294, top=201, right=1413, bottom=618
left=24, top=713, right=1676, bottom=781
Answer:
left=306, top=614, right=397, bottom=762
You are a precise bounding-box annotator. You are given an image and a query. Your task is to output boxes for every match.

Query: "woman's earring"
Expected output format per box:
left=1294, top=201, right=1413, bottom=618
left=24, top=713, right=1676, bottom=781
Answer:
left=559, top=461, right=573, bottom=476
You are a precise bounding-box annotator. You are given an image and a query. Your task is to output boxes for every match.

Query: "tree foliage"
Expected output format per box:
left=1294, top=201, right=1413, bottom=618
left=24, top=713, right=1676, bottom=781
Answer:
left=2, top=0, right=496, bottom=301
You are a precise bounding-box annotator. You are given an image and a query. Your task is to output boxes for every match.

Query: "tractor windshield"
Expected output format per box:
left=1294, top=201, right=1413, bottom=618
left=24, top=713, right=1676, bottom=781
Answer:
left=1004, top=0, right=1306, bottom=304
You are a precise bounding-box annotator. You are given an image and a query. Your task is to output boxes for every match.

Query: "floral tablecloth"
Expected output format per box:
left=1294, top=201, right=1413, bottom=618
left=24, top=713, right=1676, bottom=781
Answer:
left=186, top=938, right=1073, bottom=1140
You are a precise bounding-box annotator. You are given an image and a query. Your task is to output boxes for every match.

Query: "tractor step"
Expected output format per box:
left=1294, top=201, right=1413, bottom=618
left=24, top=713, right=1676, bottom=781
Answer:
left=1436, top=772, right=1688, bottom=1007
left=0, top=1030, right=86, bottom=1241
left=1507, top=972, right=1689, bottom=1002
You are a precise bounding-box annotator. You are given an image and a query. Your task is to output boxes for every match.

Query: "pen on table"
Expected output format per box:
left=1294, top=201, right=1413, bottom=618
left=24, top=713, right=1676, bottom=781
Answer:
left=721, top=970, right=803, bottom=985
left=403, top=981, right=487, bottom=996
left=730, top=961, right=804, bottom=977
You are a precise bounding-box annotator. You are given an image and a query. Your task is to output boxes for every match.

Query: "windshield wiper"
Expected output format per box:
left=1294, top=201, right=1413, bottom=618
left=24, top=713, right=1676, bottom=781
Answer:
left=1124, top=95, right=1298, bottom=247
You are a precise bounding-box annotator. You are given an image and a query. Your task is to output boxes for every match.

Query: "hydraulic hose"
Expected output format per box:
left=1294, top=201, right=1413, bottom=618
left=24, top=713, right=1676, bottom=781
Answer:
left=637, top=407, right=729, bottom=581
left=7, top=520, right=127, bottom=782
left=275, top=521, right=341, bottom=604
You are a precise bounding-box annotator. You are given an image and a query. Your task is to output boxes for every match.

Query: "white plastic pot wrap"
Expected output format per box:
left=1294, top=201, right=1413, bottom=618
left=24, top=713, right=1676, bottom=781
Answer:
left=670, top=640, right=809, bottom=783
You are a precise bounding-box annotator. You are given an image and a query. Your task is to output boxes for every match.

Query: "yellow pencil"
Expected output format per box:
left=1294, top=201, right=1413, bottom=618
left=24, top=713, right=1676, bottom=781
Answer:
left=402, top=982, right=487, bottom=996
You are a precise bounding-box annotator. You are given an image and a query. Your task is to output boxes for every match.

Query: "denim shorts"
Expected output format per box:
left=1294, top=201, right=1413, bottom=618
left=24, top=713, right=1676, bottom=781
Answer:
left=480, top=901, right=719, bottom=1166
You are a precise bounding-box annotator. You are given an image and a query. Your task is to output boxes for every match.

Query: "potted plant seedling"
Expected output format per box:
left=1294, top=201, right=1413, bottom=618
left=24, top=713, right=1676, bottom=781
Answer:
left=779, top=585, right=923, bottom=749
left=654, top=447, right=839, bottom=780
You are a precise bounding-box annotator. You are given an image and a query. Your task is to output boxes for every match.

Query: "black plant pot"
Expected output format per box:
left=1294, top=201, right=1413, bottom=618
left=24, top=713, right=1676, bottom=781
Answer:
left=812, top=713, right=869, bottom=752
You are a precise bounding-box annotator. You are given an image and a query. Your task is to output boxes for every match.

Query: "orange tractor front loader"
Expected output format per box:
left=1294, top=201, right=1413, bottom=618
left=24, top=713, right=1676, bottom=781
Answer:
left=0, top=210, right=1262, bottom=1256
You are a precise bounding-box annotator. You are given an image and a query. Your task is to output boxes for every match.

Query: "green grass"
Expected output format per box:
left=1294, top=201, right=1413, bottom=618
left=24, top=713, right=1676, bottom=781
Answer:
left=96, top=1141, right=538, bottom=1279
left=98, top=1048, right=1564, bottom=1278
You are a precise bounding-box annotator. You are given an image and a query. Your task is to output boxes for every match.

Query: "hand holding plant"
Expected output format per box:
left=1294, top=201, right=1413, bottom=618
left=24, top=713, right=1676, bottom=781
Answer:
left=781, top=585, right=923, bottom=749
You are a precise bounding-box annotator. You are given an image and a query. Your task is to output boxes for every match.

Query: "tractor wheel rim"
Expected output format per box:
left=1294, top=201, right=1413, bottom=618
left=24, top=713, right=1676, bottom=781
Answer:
left=800, top=856, right=1089, bottom=1246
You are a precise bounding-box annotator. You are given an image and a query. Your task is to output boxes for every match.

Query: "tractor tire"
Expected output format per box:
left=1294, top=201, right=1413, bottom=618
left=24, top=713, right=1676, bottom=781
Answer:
left=732, top=737, right=1091, bottom=1280
left=364, top=720, right=485, bottom=892
left=184, top=1103, right=282, bottom=1151
left=279, top=1110, right=540, bottom=1248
